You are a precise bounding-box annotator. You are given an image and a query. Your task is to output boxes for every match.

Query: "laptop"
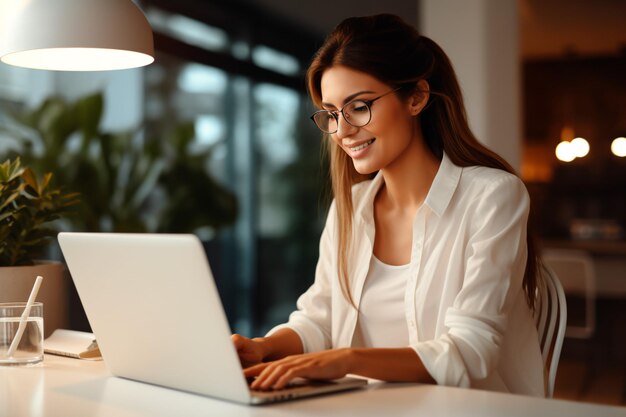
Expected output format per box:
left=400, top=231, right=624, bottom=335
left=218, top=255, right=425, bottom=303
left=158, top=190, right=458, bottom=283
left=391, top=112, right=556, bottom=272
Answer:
left=57, top=232, right=367, bottom=405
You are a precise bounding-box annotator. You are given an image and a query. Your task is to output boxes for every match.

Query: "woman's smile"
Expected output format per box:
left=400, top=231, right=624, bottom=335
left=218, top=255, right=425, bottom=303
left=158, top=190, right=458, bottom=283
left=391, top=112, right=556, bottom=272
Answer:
left=346, top=138, right=376, bottom=158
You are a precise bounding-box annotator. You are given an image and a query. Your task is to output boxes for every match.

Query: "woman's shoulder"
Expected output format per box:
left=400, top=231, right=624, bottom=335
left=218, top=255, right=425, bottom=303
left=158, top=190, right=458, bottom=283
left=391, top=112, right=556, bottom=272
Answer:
left=460, top=165, right=528, bottom=199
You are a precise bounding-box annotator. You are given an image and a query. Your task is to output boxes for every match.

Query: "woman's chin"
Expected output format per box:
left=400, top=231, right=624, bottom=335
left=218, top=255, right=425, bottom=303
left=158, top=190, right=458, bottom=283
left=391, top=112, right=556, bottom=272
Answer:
left=352, top=160, right=378, bottom=176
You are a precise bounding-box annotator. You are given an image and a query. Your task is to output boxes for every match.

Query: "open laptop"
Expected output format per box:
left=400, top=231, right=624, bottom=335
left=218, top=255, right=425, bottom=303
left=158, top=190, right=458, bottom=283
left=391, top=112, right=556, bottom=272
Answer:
left=57, top=233, right=367, bottom=405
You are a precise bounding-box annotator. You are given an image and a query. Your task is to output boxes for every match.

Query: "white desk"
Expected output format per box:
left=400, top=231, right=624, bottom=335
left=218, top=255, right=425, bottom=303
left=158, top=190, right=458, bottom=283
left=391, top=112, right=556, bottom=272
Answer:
left=1, top=355, right=625, bottom=417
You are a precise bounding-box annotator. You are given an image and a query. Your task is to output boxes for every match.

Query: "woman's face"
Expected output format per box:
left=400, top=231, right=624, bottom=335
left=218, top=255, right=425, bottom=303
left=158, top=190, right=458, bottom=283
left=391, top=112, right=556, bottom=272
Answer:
left=320, top=65, right=418, bottom=175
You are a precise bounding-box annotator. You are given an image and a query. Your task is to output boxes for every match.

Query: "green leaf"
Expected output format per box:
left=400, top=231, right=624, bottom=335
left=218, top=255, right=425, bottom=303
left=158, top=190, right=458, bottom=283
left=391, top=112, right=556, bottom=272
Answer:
left=21, top=167, right=39, bottom=193
left=41, top=172, right=53, bottom=191
left=0, top=158, right=25, bottom=183
left=75, top=93, right=103, bottom=142
left=0, top=191, right=21, bottom=211
left=0, top=157, right=80, bottom=266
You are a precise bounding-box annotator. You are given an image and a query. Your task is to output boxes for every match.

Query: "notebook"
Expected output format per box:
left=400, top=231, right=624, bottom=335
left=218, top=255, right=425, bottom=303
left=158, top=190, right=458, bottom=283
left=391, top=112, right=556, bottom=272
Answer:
left=44, top=329, right=102, bottom=360
left=57, top=232, right=367, bottom=405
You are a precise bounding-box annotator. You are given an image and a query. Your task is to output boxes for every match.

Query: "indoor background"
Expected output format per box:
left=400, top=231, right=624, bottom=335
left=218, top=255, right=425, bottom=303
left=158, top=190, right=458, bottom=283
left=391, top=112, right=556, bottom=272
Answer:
left=0, top=0, right=625, bottom=407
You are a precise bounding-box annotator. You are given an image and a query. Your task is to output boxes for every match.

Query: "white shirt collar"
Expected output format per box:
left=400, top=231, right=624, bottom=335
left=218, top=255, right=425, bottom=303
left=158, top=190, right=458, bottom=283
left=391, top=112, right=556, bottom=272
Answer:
left=424, top=152, right=462, bottom=217
left=355, top=152, right=463, bottom=223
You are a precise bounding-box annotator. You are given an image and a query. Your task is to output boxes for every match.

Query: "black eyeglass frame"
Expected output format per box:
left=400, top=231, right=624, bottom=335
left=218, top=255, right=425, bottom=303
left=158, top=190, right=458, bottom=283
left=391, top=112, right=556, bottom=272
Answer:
left=309, top=87, right=402, bottom=134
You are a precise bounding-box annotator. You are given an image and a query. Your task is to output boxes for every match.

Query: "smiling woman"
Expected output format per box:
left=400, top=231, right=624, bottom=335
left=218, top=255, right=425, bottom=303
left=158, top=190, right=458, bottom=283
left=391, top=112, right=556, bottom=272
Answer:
left=231, top=13, right=545, bottom=397
left=318, top=69, right=430, bottom=179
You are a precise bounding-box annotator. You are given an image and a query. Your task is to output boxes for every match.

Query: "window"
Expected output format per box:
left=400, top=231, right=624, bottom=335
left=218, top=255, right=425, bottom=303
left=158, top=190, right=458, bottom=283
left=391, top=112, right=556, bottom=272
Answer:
left=142, top=2, right=326, bottom=335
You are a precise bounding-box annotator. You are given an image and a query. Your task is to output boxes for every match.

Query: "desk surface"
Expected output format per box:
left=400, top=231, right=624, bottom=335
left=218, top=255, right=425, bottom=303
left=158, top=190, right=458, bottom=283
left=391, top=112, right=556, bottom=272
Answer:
left=1, top=355, right=625, bottom=417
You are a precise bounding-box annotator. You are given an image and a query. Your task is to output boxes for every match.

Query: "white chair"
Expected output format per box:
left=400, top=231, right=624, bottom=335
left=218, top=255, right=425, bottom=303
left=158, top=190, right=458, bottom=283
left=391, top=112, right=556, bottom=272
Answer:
left=535, top=263, right=567, bottom=398
left=542, top=249, right=596, bottom=339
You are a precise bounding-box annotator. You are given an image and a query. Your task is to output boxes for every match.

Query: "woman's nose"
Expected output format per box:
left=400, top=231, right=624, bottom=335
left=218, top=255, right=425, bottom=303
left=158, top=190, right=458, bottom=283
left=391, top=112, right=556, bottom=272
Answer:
left=335, top=114, right=357, bottom=139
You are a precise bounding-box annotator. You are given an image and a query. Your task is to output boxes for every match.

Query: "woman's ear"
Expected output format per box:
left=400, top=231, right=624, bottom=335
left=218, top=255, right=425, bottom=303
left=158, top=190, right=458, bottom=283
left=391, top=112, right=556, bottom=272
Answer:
left=409, top=80, right=430, bottom=116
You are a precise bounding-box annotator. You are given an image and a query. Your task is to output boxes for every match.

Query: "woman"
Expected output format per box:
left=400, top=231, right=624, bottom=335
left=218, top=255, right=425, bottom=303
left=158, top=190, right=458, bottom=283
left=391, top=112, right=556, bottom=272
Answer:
left=232, top=14, right=545, bottom=396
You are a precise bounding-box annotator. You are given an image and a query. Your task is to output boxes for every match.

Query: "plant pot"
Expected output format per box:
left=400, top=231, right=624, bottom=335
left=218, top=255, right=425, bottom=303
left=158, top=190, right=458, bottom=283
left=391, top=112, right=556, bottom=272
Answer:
left=0, top=261, right=69, bottom=338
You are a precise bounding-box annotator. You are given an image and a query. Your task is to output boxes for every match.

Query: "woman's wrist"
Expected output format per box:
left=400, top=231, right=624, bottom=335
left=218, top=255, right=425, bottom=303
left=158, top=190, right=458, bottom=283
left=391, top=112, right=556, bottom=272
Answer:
left=343, top=348, right=358, bottom=374
left=252, top=337, right=271, bottom=360
left=347, top=348, right=364, bottom=375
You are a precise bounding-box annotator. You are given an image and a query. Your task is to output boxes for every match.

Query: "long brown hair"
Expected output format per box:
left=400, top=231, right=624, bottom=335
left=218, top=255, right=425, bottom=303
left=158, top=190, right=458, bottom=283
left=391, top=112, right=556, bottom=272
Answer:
left=307, top=14, right=539, bottom=310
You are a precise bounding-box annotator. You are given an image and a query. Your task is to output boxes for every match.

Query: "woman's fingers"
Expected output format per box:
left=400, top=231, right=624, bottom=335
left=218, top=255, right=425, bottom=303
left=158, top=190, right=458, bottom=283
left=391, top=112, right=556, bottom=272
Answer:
left=244, top=361, right=269, bottom=377
left=252, top=360, right=304, bottom=390
left=273, top=366, right=307, bottom=389
left=251, top=360, right=289, bottom=390
left=248, top=350, right=349, bottom=390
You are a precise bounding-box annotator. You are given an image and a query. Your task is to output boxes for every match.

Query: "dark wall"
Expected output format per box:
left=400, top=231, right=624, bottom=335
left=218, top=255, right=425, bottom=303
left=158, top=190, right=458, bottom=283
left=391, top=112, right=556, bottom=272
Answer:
left=523, top=54, right=626, bottom=239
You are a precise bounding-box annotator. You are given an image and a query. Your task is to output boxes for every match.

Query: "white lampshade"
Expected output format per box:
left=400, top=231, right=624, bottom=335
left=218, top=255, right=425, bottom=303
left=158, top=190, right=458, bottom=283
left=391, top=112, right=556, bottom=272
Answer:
left=0, top=0, right=154, bottom=71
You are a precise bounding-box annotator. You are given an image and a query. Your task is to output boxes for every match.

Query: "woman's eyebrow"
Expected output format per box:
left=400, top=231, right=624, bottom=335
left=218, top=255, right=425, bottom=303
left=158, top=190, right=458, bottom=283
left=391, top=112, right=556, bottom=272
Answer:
left=321, top=90, right=376, bottom=108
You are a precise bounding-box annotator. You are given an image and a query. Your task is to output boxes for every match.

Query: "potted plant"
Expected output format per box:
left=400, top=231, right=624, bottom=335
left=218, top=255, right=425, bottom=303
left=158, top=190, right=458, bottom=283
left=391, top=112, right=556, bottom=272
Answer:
left=2, top=93, right=238, bottom=332
left=0, top=157, right=79, bottom=337
left=1, top=92, right=237, bottom=234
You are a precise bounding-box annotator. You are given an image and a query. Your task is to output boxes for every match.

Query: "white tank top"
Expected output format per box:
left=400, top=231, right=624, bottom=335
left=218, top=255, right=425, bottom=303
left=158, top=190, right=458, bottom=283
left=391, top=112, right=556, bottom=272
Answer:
left=352, top=255, right=410, bottom=348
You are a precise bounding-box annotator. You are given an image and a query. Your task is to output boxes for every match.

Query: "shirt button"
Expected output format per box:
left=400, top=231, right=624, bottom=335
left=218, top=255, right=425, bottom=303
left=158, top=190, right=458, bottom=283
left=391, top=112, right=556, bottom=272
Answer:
left=408, top=320, right=415, bottom=328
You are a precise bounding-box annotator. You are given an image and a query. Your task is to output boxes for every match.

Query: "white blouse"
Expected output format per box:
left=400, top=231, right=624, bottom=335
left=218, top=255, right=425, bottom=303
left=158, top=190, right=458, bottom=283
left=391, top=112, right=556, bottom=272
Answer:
left=352, top=256, right=410, bottom=348
left=269, top=153, right=545, bottom=397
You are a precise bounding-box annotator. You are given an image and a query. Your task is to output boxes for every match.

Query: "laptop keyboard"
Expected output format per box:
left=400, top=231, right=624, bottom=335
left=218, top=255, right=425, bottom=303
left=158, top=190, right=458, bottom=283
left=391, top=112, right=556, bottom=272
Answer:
left=247, top=376, right=336, bottom=391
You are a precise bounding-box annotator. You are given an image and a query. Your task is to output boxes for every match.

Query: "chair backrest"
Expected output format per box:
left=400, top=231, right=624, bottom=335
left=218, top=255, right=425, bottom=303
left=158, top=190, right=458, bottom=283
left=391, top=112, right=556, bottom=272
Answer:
left=534, top=264, right=567, bottom=398
left=542, top=248, right=596, bottom=339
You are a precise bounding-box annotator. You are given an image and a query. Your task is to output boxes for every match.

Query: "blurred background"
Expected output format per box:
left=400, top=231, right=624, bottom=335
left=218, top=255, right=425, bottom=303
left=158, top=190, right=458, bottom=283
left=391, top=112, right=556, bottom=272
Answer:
left=1, top=0, right=625, bottom=406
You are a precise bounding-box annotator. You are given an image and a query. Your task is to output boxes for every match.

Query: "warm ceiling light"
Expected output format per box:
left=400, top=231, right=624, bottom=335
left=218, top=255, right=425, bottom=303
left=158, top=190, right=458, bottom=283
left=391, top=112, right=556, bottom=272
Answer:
left=555, top=141, right=576, bottom=162
left=0, top=0, right=154, bottom=71
left=570, top=137, right=589, bottom=158
left=611, top=137, right=626, bottom=157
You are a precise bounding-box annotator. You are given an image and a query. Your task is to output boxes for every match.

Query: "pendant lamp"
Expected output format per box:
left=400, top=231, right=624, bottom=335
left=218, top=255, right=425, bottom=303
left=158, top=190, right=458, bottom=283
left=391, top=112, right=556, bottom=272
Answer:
left=0, top=0, right=154, bottom=71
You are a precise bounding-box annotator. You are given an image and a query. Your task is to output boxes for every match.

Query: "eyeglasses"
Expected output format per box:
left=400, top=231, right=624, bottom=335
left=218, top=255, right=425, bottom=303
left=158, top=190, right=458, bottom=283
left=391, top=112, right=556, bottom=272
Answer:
left=310, top=87, right=401, bottom=134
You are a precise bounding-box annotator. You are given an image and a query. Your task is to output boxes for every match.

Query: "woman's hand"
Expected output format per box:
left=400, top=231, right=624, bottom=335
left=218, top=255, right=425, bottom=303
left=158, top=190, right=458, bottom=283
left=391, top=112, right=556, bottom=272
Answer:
left=231, top=334, right=265, bottom=368
left=245, top=348, right=353, bottom=391
left=232, top=329, right=305, bottom=370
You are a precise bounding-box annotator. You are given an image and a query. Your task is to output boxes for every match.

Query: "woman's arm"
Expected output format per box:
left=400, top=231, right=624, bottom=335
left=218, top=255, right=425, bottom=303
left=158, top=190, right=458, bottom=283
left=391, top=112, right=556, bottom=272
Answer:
left=245, top=347, right=435, bottom=390
left=255, top=328, right=304, bottom=361
left=350, top=348, right=435, bottom=382
left=413, top=174, right=532, bottom=388
left=231, top=328, right=303, bottom=368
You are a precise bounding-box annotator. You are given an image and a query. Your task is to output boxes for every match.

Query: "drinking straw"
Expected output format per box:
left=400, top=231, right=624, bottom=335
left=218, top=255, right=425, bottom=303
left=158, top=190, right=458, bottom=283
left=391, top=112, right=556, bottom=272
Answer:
left=7, top=275, right=44, bottom=357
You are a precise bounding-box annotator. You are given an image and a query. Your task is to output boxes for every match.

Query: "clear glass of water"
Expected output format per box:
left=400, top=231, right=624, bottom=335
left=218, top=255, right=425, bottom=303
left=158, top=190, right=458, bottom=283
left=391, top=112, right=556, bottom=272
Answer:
left=0, top=302, right=44, bottom=366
